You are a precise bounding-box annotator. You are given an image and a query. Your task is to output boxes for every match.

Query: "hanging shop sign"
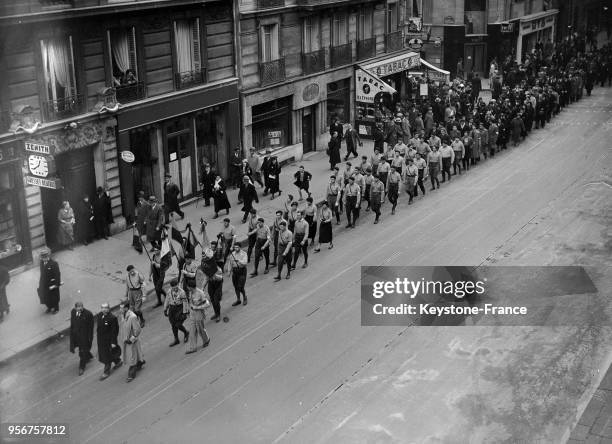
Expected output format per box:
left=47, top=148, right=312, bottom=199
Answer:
left=355, top=68, right=397, bottom=103
left=28, top=154, right=56, bottom=178
left=501, top=22, right=515, bottom=33
left=408, top=38, right=423, bottom=50
left=25, top=176, right=62, bottom=189
left=120, top=150, right=135, bottom=163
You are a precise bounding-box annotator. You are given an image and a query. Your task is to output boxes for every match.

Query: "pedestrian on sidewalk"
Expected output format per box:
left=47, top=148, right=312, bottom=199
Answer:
left=370, top=174, right=385, bottom=223
left=267, top=156, right=282, bottom=199
left=238, top=176, right=259, bottom=223
left=75, top=195, right=94, bottom=246
left=330, top=116, right=344, bottom=140
left=149, top=248, right=168, bottom=308
left=303, top=197, right=317, bottom=246
left=246, top=208, right=258, bottom=262
left=260, top=149, right=272, bottom=195
left=164, top=278, right=189, bottom=347
left=0, top=265, right=9, bottom=322
left=200, top=164, right=215, bottom=207
left=344, top=176, right=361, bottom=228
left=185, top=288, right=210, bottom=354
left=326, top=176, right=341, bottom=225
left=57, top=201, right=76, bottom=251
left=328, top=132, right=341, bottom=170
left=69, top=302, right=94, bottom=376
left=212, top=175, right=231, bottom=219
left=228, top=243, right=248, bottom=306
left=314, top=201, right=333, bottom=251
left=135, top=192, right=150, bottom=246
left=93, top=187, right=111, bottom=240
left=38, top=249, right=61, bottom=314
left=97, top=302, right=122, bottom=381
left=386, top=166, right=401, bottom=215
left=240, top=159, right=253, bottom=185
left=251, top=217, right=271, bottom=277
left=230, top=148, right=243, bottom=189
left=248, top=148, right=264, bottom=188
left=126, top=265, right=146, bottom=327
left=163, top=174, right=184, bottom=220
left=291, top=211, right=309, bottom=270
left=273, top=221, right=293, bottom=281
left=343, top=124, right=362, bottom=160
left=146, top=196, right=164, bottom=250
left=293, top=165, right=312, bottom=201
left=119, top=300, right=145, bottom=383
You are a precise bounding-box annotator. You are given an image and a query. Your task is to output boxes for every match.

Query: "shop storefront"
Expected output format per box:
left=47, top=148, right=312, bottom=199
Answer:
left=117, top=80, right=239, bottom=222
left=0, top=141, right=30, bottom=269
left=516, top=10, right=558, bottom=63
left=252, top=97, right=292, bottom=151
left=21, top=117, right=120, bottom=251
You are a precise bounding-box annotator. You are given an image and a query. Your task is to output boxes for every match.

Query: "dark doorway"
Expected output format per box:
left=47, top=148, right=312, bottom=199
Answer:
left=42, top=147, right=96, bottom=249
left=302, top=107, right=315, bottom=154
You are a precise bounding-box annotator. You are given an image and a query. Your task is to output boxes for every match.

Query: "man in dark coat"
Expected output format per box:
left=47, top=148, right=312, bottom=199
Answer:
left=260, top=149, right=272, bottom=195
left=328, top=132, right=342, bottom=170
left=97, top=302, right=122, bottom=380
left=70, top=301, right=94, bottom=375
left=238, top=176, right=259, bottom=223
left=200, top=164, right=215, bottom=207
left=344, top=124, right=362, bottom=160
left=93, top=187, right=110, bottom=240
left=75, top=195, right=94, bottom=246
left=330, top=117, right=344, bottom=140
left=163, top=174, right=184, bottom=219
left=146, top=196, right=164, bottom=250
left=230, top=148, right=243, bottom=189
left=38, top=249, right=60, bottom=313
left=373, top=123, right=385, bottom=154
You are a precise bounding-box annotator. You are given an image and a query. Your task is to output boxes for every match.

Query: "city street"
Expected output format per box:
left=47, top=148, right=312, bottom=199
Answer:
left=1, top=85, right=611, bottom=443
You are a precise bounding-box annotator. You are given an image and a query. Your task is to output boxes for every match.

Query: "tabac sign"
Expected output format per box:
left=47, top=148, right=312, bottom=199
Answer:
left=355, top=68, right=397, bottom=103
left=362, top=52, right=420, bottom=78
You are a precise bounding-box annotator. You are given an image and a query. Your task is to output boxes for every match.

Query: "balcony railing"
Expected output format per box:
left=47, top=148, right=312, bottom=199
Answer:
left=386, top=30, right=404, bottom=53
left=330, top=42, right=353, bottom=68
left=259, top=58, right=286, bottom=86
left=357, top=37, right=376, bottom=60
left=115, top=81, right=147, bottom=103
left=42, top=94, right=84, bottom=122
left=0, top=111, right=11, bottom=133
left=174, top=69, right=206, bottom=90
left=257, top=0, right=284, bottom=8
left=302, top=48, right=326, bottom=75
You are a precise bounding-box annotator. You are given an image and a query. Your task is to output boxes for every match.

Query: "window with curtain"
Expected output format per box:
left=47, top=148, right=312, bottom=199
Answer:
left=261, top=24, right=279, bottom=62
left=410, top=0, right=422, bottom=17
left=422, top=0, right=433, bottom=24
left=332, top=15, right=348, bottom=46
left=387, top=3, right=398, bottom=33
left=303, top=17, right=320, bottom=53
left=40, top=36, right=76, bottom=103
left=108, top=27, right=138, bottom=86
left=174, top=18, right=202, bottom=74
left=359, top=8, right=373, bottom=39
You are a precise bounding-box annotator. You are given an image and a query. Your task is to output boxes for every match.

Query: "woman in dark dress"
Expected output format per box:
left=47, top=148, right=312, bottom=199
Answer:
left=200, top=164, right=215, bottom=207
left=267, top=157, right=282, bottom=199
left=212, top=175, right=231, bottom=218
left=315, top=201, right=333, bottom=251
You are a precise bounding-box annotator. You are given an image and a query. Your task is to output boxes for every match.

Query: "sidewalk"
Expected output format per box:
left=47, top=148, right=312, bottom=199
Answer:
left=0, top=141, right=375, bottom=363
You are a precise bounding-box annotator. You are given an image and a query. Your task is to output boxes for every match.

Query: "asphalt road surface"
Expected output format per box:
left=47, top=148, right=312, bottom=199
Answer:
left=1, top=87, right=611, bottom=444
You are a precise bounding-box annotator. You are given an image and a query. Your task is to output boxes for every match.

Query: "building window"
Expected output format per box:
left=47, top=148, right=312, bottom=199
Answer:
left=387, top=3, right=398, bottom=33
left=108, top=27, right=138, bottom=86
left=359, top=8, right=374, bottom=39
left=252, top=97, right=292, bottom=150
left=422, top=0, right=433, bottom=24
left=40, top=36, right=77, bottom=106
left=408, top=0, right=423, bottom=31
left=174, top=18, right=202, bottom=75
left=327, top=79, right=350, bottom=126
left=0, top=168, right=21, bottom=263
left=465, top=0, right=487, bottom=34
left=332, top=14, right=348, bottom=46
left=261, top=23, right=280, bottom=62
left=303, top=17, right=320, bottom=53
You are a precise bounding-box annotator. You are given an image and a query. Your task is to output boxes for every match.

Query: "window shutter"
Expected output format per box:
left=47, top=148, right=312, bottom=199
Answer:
left=68, top=36, right=76, bottom=96
left=271, top=24, right=279, bottom=60
left=192, top=18, right=201, bottom=71
left=128, top=27, right=138, bottom=76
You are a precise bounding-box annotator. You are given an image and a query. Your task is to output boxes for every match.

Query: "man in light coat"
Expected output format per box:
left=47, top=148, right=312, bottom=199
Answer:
left=119, top=299, right=145, bottom=383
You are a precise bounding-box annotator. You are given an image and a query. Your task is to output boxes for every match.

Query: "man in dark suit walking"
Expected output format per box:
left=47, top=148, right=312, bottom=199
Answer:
left=70, top=301, right=94, bottom=376
left=97, top=302, right=122, bottom=380
left=38, top=249, right=61, bottom=314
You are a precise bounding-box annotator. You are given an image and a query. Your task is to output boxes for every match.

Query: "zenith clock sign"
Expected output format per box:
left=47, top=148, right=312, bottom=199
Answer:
left=24, top=140, right=59, bottom=189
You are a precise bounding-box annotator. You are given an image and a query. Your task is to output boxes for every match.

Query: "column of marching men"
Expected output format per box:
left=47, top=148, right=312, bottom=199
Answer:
left=61, top=36, right=612, bottom=382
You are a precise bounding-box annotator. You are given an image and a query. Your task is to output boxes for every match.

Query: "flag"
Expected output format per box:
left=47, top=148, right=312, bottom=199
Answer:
left=160, top=231, right=172, bottom=270
left=185, top=227, right=198, bottom=259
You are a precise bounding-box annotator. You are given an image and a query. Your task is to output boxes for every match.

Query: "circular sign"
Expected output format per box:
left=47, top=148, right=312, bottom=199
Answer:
left=302, top=83, right=320, bottom=102
left=434, top=37, right=442, bottom=47
left=28, top=154, right=50, bottom=178
left=121, top=151, right=135, bottom=163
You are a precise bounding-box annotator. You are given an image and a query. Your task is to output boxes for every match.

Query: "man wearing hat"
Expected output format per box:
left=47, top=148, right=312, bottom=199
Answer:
left=164, top=278, right=189, bottom=346
left=146, top=196, right=164, bottom=250
left=135, top=191, right=150, bottom=246
left=70, top=301, right=94, bottom=376
left=119, top=299, right=145, bottom=383
left=343, top=123, right=362, bottom=161
left=200, top=164, right=215, bottom=207
left=230, top=147, right=243, bottom=189
left=126, top=265, right=146, bottom=327
left=93, top=186, right=112, bottom=240
left=96, top=302, right=122, bottom=381
left=248, top=148, right=264, bottom=188
left=260, top=149, right=272, bottom=195
left=238, top=176, right=259, bottom=223
left=38, top=249, right=61, bottom=314
left=163, top=173, right=184, bottom=219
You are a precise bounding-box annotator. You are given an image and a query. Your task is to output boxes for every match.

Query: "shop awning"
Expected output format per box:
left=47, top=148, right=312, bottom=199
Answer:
left=419, top=58, right=450, bottom=82
left=362, top=52, right=420, bottom=77
left=420, top=58, right=450, bottom=76
left=355, top=66, right=396, bottom=103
